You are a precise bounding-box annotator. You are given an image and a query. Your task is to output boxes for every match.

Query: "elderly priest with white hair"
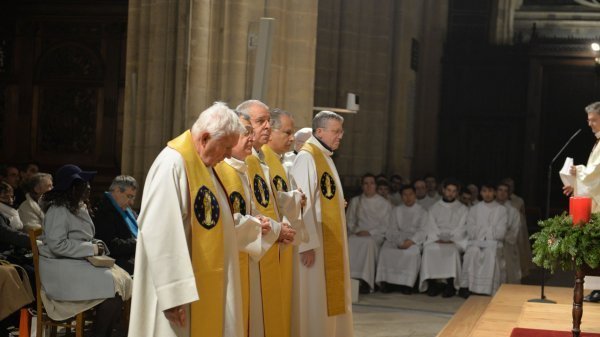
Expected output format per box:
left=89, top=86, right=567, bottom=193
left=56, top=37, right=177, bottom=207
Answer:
left=128, top=102, right=258, bottom=337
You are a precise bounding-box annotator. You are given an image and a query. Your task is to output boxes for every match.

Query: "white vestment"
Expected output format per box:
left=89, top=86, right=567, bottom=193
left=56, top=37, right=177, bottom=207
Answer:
left=289, top=136, right=354, bottom=337
left=345, top=194, right=390, bottom=289
left=501, top=201, right=521, bottom=284
left=376, top=203, right=427, bottom=288
left=18, top=193, right=44, bottom=231
left=575, top=138, right=600, bottom=212
left=459, top=201, right=508, bottom=295
left=223, top=156, right=282, bottom=337
left=128, top=148, right=257, bottom=337
left=389, top=192, right=403, bottom=206
left=510, top=193, right=533, bottom=277
left=0, top=202, right=24, bottom=231
left=419, top=199, right=468, bottom=291
left=417, top=195, right=438, bottom=210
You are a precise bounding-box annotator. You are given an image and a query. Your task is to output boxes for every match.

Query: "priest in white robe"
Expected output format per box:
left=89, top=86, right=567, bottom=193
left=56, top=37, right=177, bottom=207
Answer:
left=388, top=175, right=404, bottom=206
left=562, top=102, right=600, bottom=302
left=128, top=103, right=251, bottom=337
left=419, top=179, right=468, bottom=298
left=376, top=184, right=427, bottom=294
left=346, top=173, right=391, bottom=292
left=502, top=177, right=532, bottom=278
left=459, top=183, right=508, bottom=297
left=415, top=179, right=437, bottom=210
left=290, top=111, right=354, bottom=337
left=497, top=182, right=521, bottom=284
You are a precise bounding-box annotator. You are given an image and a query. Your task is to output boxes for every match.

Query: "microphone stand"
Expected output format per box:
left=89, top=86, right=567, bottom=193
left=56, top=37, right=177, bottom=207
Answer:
left=528, top=128, right=581, bottom=304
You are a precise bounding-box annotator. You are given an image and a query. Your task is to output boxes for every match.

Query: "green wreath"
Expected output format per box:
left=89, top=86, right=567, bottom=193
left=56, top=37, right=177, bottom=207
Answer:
left=531, top=213, right=600, bottom=273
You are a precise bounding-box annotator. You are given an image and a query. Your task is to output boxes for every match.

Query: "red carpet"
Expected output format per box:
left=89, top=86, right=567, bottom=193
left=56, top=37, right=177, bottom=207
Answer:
left=511, top=327, right=600, bottom=337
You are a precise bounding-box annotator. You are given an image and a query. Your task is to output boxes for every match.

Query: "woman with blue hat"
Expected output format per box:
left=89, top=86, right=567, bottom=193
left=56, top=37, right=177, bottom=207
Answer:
left=38, top=164, right=132, bottom=337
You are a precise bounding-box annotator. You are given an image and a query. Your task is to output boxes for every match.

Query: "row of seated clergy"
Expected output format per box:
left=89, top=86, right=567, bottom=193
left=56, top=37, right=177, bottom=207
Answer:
left=346, top=178, right=523, bottom=297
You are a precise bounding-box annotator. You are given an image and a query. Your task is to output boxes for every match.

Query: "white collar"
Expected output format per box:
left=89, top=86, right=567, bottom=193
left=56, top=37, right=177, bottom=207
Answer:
left=225, top=156, right=248, bottom=173
left=595, top=131, right=600, bottom=139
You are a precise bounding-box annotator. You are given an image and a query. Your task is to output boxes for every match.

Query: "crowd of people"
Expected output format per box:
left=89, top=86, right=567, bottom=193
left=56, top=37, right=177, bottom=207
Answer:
left=346, top=172, right=534, bottom=299
left=0, top=100, right=355, bottom=337
left=0, top=99, right=543, bottom=337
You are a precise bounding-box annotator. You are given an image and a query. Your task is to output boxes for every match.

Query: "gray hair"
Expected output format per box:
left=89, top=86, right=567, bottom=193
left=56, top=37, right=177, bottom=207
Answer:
left=586, top=102, right=600, bottom=115
left=27, top=172, right=52, bottom=193
left=312, top=110, right=344, bottom=131
left=235, top=110, right=251, bottom=122
left=191, top=102, right=246, bottom=139
left=236, top=100, right=270, bottom=118
left=270, top=108, right=293, bottom=130
left=109, top=175, right=138, bottom=192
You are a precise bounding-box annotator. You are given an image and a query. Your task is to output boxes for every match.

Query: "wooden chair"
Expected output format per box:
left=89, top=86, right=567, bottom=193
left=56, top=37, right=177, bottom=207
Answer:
left=29, top=228, right=88, bottom=337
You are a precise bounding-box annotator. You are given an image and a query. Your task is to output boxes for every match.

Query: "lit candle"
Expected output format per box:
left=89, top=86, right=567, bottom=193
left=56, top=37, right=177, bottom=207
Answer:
left=570, top=196, right=592, bottom=226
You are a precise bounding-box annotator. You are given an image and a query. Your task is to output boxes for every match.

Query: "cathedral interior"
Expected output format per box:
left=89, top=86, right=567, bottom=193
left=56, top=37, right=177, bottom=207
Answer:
left=1, top=0, right=600, bottom=217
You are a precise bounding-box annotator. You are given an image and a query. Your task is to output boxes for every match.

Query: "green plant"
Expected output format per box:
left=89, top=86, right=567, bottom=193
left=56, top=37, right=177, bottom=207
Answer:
left=531, top=213, right=600, bottom=273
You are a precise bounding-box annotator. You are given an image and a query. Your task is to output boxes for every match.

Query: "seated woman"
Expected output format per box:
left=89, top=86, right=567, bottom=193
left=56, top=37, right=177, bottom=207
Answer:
left=38, top=165, right=132, bottom=337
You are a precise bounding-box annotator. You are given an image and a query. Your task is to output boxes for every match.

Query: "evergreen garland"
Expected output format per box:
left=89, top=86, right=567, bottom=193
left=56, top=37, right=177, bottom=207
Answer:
left=531, top=213, right=600, bottom=273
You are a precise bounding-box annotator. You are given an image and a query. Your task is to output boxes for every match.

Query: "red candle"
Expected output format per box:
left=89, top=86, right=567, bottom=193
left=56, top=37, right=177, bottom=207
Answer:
left=570, top=196, right=592, bottom=226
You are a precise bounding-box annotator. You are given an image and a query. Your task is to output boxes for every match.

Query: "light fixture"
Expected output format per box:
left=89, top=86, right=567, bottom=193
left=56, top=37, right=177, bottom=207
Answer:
left=592, top=42, right=600, bottom=52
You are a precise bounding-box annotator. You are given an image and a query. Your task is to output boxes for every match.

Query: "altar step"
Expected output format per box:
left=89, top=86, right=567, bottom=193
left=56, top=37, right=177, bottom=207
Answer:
left=437, top=284, right=600, bottom=337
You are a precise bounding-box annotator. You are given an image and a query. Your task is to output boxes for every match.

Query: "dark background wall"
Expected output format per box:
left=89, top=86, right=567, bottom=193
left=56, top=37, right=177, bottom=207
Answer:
left=0, top=0, right=127, bottom=190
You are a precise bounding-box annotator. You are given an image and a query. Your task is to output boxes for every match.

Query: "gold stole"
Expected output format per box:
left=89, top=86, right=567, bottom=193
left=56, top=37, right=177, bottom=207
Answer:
left=261, top=145, right=293, bottom=337
left=245, top=154, right=285, bottom=337
left=301, top=142, right=346, bottom=316
left=213, top=161, right=250, bottom=337
left=168, top=130, right=225, bottom=337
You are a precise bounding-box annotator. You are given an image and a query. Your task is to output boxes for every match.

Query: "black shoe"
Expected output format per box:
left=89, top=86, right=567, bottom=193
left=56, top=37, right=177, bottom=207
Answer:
left=379, top=282, right=393, bottom=294
left=458, top=287, right=470, bottom=299
left=442, top=283, right=456, bottom=298
left=359, top=280, right=371, bottom=294
left=427, top=281, right=443, bottom=297
left=584, top=290, right=600, bottom=303
left=399, top=285, right=413, bottom=295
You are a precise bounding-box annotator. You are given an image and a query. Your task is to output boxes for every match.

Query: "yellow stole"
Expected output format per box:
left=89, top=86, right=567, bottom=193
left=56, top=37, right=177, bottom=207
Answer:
left=245, top=153, right=284, bottom=337
left=167, top=130, right=225, bottom=337
left=301, top=142, right=346, bottom=316
left=261, top=145, right=293, bottom=337
left=213, top=161, right=250, bottom=337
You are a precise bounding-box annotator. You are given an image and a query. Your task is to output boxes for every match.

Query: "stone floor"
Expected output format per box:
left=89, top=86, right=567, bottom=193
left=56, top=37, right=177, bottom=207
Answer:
left=352, top=267, right=576, bottom=337
left=352, top=292, right=463, bottom=337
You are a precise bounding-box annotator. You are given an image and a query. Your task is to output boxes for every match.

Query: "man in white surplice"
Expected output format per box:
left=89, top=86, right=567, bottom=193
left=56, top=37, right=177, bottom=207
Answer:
left=128, top=103, right=254, bottom=337
left=497, top=182, right=521, bottom=284
left=563, top=101, right=600, bottom=302
left=346, top=173, right=391, bottom=293
left=502, top=177, right=532, bottom=278
left=415, top=179, right=437, bottom=210
left=419, top=179, right=468, bottom=298
left=459, top=183, right=508, bottom=297
left=376, top=184, right=427, bottom=294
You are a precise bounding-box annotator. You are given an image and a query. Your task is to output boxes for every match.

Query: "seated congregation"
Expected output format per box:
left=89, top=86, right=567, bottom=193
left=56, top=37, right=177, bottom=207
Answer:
left=346, top=173, right=533, bottom=298
left=0, top=163, right=138, bottom=337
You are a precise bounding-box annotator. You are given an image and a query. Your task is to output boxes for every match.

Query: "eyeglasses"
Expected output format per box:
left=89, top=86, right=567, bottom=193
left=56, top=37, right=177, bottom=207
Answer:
left=251, top=117, right=270, bottom=127
left=125, top=194, right=136, bottom=201
left=320, top=128, right=344, bottom=136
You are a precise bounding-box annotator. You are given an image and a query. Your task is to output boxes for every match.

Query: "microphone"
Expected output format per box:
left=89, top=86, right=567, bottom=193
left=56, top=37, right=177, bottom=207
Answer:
left=550, top=128, right=581, bottom=166
left=530, top=127, right=582, bottom=304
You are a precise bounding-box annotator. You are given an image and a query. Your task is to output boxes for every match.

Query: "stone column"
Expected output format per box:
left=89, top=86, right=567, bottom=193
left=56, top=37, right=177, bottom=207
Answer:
left=411, top=0, right=448, bottom=178
left=122, top=0, right=318, bottom=189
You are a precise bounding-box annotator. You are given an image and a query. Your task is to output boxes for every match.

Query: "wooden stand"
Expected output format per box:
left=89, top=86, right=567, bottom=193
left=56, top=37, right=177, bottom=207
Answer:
left=573, top=265, right=600, bottom=337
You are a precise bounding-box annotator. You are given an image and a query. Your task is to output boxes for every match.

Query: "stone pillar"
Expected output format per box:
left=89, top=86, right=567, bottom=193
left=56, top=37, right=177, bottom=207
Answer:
left=385, top=0, right=424, bottom=179
left=490, top=0, right=522, bottom=45
left=122, top=0, right=318, bottom=189
left=411, top=0, right=448, bottom=178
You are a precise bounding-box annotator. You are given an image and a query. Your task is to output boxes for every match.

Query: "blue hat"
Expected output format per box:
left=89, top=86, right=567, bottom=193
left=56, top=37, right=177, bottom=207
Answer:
left=53, top=164, right=96, bottom=191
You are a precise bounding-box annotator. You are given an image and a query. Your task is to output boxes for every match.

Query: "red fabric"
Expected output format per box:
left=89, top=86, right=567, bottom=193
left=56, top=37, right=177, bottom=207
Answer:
left=511, top=327, right=600, bottom=337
